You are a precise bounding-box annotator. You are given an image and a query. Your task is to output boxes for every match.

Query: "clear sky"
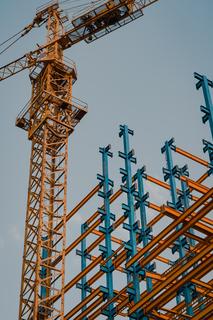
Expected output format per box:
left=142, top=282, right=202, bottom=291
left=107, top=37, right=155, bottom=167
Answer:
left=0, top=0, right=213, bottom=318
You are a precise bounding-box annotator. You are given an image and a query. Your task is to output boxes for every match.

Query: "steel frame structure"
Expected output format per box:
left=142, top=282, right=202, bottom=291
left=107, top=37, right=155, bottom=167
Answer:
left=55, top=73, right=212, bottom=319
left=0, top=1, right=212, bottom=319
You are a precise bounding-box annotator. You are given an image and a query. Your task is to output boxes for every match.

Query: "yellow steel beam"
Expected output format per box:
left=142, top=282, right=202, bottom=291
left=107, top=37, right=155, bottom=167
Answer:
left=129, top=244, right=213, bottom=315
left=126, top=188, right=213, bottom=269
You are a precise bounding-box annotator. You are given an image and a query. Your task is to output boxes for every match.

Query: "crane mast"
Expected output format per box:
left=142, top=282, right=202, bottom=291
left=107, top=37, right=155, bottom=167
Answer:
left=17, top=3, right=87, bottom=320
left=0, top=0, right=159, bottom=319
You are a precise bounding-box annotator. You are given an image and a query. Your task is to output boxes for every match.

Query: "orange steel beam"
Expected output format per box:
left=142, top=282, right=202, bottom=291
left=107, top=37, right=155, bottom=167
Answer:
left=160, top=307, right=193, bottom=319
left=151, top=311, right=170, bottom=320
left=148, top=254, right=213, bottom=312
left=180, top=176, right=209, bottom=194
left=197, top=171, right=209, bottom=184
left=73, top=295, right=104, bottom=320
left=64, top=287, right=102, bottom=319
left=162, top=204, right=213, bottom=236
left=86, top=188, right=122, bottom=225
left=190, top=302, right=213, bottom=320
left=129, top=243, right=213, bottom=315
left=168, top=279, right=213, bottom=316
left=184, top=231, right=211, bottom=243
left=126, top=188, right=213, bottom=268
left=86, top=215, right=126, bottom=253
left=192, top=279, right=213, bottom=292
left=91, top=255, right=163, bottom=280
left=91, top=229, right=123, bottom=245
left=81, top=205, right=210, bottom=305
left=63, top=172, right=209, bottom=259
left=145, top=257, right=213, bottom=313
left=137, top=200, right=213, bottom=270
left=175, top=146, right=210, bottom=167
left=55, top=184, right=100, bottom=232
left=63, top=201, right=211, bottom=312
left=53, top=171, right=209, bottom=268
left=87, top=286, right=129, bottom=320
left=87, top=241, right=211, bottom=320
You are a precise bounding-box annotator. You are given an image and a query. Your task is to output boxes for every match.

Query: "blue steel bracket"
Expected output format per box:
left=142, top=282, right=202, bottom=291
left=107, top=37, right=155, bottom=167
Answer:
left=119, top=150, right=137, bottom=164
left=76, top=282, right=92, bottom=293
left=194, top=72, right=213, bottom=89
left=161, top=137, right=175, bottom=154
left=123, top=221, right=140, bottom=233
left=172, top=237, right=190, bottom=254
left=100, top=264, right=115, bottom=273
left=120, top=167, right=128, bottom=183
left=178, top=283, right=197, bottom=299
left=119, top=125, right=134, bottom=137
left=124, top=241, right=133, bottom=253
left=194, top=72, right=213, bottom=139
left=163, top=165, right=181, bottom=181
left=76, top=249, right=92, bottom=260
left=99, top=244, right=115, bottom=257
left=99, top=225, right=114, bottom=234
left=140, top=226, right=153, bottom=238
left=98, top=189, right=113, bottom=199
left=133, top=166, right=146, bottom=181
left=121, top=183, right=137, bottom=194
left=145, top=262, right=156, bottom=272
left=102, top=307, right=116, bottom=317
left=99, top=286, right=109, bottom=300
left=200, top=105, right=211, bottom=124
left=167, top=199, right=183, bottom=210
left=130, top=310, right=149, bottom=320
left=97, top=173, right=114, bottom=187
left=99, top=145, right=113, bottom=157
left=203, top=139, right=213, bottom=163
left=98, top=208, right=116, bottom=221
left=122, top=203, right=131, bottom=216
left=128, top=264, right=146, bottom=277
left=127, top=286, right=136, bottom=301
left=178, top=164, right=189, bottom=178
left=134, top=192, right=149, bottom=210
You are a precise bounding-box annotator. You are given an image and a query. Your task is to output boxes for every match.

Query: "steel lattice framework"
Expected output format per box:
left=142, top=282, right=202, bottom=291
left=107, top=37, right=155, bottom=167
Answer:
left=54, top=73, right=212, bottom=320
left=0, top=1, right=212, bottom=319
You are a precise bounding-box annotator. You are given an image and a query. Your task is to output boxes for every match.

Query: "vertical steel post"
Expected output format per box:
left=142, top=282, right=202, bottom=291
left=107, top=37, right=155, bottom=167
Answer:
left=76, top=222, right=91, bottom=318
left=98, top=145, right=115, bottom=319
left=194, top=72, right=213, bottom=171
left=161, top=139, right=194, bottom=315
left=134, top=168, right=153, bottom=292
left=194, top=72, right=213, bottom=139
left=119, top=125, right=142, bottom=319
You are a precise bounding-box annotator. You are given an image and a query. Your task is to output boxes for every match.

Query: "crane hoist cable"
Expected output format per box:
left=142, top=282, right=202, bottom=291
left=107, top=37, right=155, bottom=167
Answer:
left=0, top=29, right=24, bottom=48
left=0, top=18, right=47, bottom=56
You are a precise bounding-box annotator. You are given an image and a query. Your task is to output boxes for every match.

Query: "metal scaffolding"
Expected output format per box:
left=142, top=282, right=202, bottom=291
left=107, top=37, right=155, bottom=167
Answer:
left=58, top=72, right=213, bottom=319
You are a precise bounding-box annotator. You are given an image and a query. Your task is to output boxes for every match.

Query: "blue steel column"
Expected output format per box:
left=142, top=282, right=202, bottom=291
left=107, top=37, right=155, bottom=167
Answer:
left=194, top=72, right=213, bottom=139
left=194, top=72, right=213, bottom=171
left=161, top=138, right=194, bottom=316
left=98, top=145, right=115, bottom=319
left=119, top=125, right=143, bottom=319
left=179, top=165, right=196, bottom=247
left=134, top=167, right=153, bottom=292
left=76, top=223, right=91, bottom=317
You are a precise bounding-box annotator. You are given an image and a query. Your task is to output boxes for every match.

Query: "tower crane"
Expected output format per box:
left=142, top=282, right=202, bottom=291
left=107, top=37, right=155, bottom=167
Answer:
left=0, top=0, right=159, bottom=319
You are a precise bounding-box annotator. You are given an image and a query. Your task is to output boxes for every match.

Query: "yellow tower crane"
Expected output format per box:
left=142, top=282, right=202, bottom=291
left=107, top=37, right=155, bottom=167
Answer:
left=0, top=1, right=159, bottom=319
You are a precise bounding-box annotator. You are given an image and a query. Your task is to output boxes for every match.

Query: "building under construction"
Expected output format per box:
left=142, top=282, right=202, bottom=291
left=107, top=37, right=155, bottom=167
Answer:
left=0, top=0, right=212, bottom=319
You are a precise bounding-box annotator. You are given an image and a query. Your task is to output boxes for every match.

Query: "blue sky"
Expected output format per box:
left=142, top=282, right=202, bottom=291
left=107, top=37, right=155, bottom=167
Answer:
left=0, top=0, right=213, bottom=318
